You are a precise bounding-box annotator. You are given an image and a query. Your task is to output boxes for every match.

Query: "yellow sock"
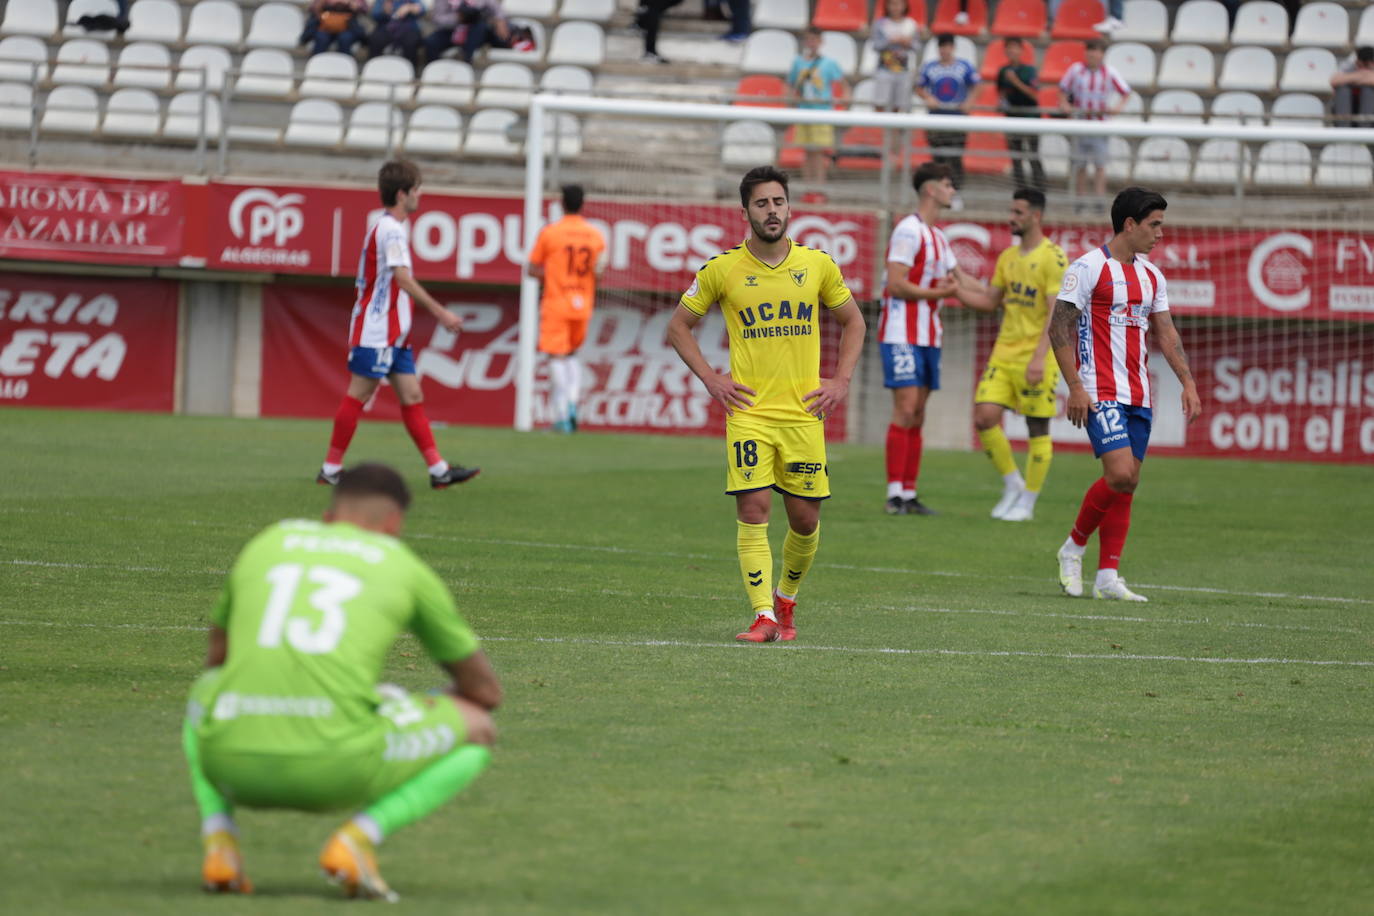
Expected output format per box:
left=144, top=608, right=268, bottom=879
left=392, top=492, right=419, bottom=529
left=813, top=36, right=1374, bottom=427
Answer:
left=978, top=426, right=1018, bottom=477
left=778, top=525, right=819, bottom=599
left=1026, top=434, right=1053, bottom=493
left=736, top=520, right=773, bottom=618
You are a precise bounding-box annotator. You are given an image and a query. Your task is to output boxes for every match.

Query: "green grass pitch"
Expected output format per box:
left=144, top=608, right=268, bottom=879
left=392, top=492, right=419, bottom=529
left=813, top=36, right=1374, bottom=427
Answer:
left=2, top=408, right=1372, bottom=915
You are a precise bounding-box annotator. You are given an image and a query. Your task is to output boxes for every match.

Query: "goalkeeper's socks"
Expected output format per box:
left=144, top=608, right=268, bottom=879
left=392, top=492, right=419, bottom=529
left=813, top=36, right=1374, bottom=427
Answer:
left=779, top=524, right=819, bottom=600
left=363, top=745, right=492, bottom=839
left=736, top=520, right=775, bottom=620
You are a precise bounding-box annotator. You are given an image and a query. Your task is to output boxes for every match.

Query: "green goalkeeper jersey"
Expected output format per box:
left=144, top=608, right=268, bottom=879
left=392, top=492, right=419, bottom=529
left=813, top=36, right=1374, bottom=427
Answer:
left=197, top=519, right=479, bottom=757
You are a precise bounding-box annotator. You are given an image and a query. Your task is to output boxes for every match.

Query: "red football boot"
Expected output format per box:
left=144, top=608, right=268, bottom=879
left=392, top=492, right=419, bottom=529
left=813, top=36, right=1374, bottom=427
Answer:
left=774, top=593, right=797, bottom=641
left=735, top=614, right=780, bottom=642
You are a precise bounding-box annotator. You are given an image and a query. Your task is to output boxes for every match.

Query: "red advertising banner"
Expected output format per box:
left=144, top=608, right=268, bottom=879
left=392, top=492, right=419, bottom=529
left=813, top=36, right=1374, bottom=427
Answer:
left=260, top=282, right=848, bottom=439
left=206, top=180, right=879, bottom=296
left=943, top=221, right=1374, bottom=323
left=0, top=273, right=178, bottom=411
left=981, top=323, right=1374, bottom=464
left=0, top=170, right=186, bottom=267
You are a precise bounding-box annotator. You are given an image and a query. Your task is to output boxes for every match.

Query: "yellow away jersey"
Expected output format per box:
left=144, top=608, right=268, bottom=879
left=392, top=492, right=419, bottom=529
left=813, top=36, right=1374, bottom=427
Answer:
left=988, top=237, right=1067, bottom=370
left=680, top=239, right=853, bottom=426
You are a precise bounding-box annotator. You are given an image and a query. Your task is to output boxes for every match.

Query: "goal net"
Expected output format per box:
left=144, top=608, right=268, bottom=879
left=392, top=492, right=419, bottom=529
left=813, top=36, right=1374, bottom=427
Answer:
left=518, top=94, right=1374, bottom=464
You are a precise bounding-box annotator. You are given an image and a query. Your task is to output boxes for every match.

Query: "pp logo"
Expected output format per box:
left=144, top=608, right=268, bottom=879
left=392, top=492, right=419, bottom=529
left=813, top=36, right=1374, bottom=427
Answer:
left=229, top=188, right=306, bottom=247
left=789, top=215, right=860, bottom=267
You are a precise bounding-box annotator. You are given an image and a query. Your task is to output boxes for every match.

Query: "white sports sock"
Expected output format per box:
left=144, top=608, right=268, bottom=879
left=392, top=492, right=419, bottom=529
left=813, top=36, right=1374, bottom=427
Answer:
left=1002, top=471, right=1024, bottom=490
left=1095, top=568, right=1119, bottom=589
left=776, top=587, right=795, bottom=601
left=901, top=489, right=916, bottom=501
left=1019, top=489, right=1040, bottom=509
left=549, top=357, right=571, bottom=421
left=565, top=356, right=582, bottom=408
left=428, top=461, right=449, bottom=476
left=321, top=462, right=343, bottom=476
left=886, top=481, right=903, bottom=499
left=758, top=610, right=778, bottom=623
left=202, top=813, right=236, bottom=838
left=350, top=813, right=383, bottom=845
left=1061, top=536, right=1086, bottom=557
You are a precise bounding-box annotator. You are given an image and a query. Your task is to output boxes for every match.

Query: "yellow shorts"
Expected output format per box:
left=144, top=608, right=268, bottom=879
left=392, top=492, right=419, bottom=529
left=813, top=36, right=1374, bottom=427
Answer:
left=794, top=123, right=835, bottom=149
left=975, top=363, right=1060, bottom=419
left=724, top=419, right=830, bottom=500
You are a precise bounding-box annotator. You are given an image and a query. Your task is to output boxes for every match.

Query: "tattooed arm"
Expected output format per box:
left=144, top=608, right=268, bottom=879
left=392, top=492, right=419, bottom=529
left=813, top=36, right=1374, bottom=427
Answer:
left=1150, top=310, right=1202, bottom=423
left=1049, top=299, right=1091, bottom=428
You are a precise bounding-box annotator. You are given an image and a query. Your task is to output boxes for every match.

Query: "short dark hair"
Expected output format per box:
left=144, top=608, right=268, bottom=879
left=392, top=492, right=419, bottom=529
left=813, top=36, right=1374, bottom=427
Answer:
left=1004, top=36, right=1024, bottom=50
left=378, top=159, right=421, bottom=207
left=334, top=463, right=411, bottom=511
left=562, top=184, right=584, bottom=214
left=936, top=33, right=955, bottom=47
left=912, top=161, right=953, bottom=194
left=1013, top=187, right=1046, bottom=212
left=1084, top=37, right=1106, bottom=52
left=739, top=166, right=789, bottom=208
left=804, top=25, right=823, bottom=37
left=1358, top=46, right=1374, bottom=64
left=1110, top=186, right=1167, bottom=234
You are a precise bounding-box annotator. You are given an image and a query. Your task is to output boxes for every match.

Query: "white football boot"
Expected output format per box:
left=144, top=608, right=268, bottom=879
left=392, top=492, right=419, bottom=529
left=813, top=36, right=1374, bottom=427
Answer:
left=1057, top=543, right=1084, bottom=597
left=1002, top=490, right=1035, bottom=522
left=991, top=485, right=1023, bottom=519
left=1094, top=575, right=1148, bottom=602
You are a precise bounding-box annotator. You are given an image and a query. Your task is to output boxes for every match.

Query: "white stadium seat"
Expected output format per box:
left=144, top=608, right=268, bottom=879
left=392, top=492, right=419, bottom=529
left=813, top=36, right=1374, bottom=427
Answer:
left=1209, top=91, right=1264, bottom=125
left=540, top=65, right=594, bottom=95
left=1133, top=137, right=1191, bottom=183
left=51, top=40, right=110, bottom=86
left=504, top=0, right=556, bottom=16
left=299, top=52, right=358, bottom=100
left=1229, top=1, right=1288, bottom=48
left=1107, top=137, right=1132, bottom=181
left=475, top=62, right=534, bottom=109
left=1270, top=93, right=1326, bottom=127
left=176, top=45, right=232, bottom=92
left=163, top=91, right=221, bottom=139
left=1293, top=2, right=1350, bottom=49
left=0, top=36, right=50, bottom=83
left=1192, top=139, right=1250, bottom=184
left=1, top=0, right=59, bottom=38
left=126, top=0, right=183, bottom=44
left=284, top=97, right=343, bottom=146
left=488, top=18, right=545, bottom=62
left=744, top=30, right=799, bottom=76
left=1155, top=44, right=1213, bottom=91
left=185, top=0, right=243, bottom=47
left=558, top=0, right=615, bottom=23
left=245, top=3, right=304, bottom=50
left=1171, top=0, right=1229, bottom=44
left=417, top=60, right=475, bottom=107
left=403, top=105, right=463, bottom=155
left=1040, top=135, right=1070, bottom=179
left=1103, top=42, right=1155, bottom=90
left=464, top=108, right=522, bottom=157
left=0, top=81, right=33, bottom=129
left=64, top=0, right=121, bottom=40
left=547, top=21, right=604, bottom=66
left=113, top=42, right=172, bottom=90
left=1315, top=145, right=1374, bottom=188
left=1217, top=47, right=1276, bottom=93
left=1148, top=90, right=1204, bottom=122
left=1358, top=6, right=1374, bottom=48
left=1114, top=0, right=1167, bottom=43
left=358, top=56, right=415, bottom=103
left=542, top=113, right=581, bottom=158
left=344, top=102, right=403, bottom=151
left=1253, top=141, right=1312, bottom=186
left=850, top=78, right=877, bottom=112
left=722, top=120, right=776, bottom=168
left=1116, top=91, right=1144, bottom=123
left=234, top=48, right=294, bottom=97
left=820, top=31, right=858, bottom=78
left=102, top=87, right=161, bottom=136
left=753, top=0, right=809, bottom=31
left=1279, top=48, right=1337, bottom=94
left=42, top=85, right=100, bottom=133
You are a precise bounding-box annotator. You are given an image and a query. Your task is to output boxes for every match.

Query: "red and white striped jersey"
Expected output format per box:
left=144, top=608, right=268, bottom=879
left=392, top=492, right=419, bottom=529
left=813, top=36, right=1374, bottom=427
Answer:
left=880, top=213, right=957, bottom=347
left=349, top=213, right=413, bottom=349
left=1058, top=62, right=1130, bottom=120
left=1057, top=246, right=1169, bottom=408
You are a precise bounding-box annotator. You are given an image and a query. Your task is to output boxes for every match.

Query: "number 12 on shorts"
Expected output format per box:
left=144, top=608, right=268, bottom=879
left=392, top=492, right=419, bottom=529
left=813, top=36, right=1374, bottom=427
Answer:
left=1095, top=405, right=1125, bottom=436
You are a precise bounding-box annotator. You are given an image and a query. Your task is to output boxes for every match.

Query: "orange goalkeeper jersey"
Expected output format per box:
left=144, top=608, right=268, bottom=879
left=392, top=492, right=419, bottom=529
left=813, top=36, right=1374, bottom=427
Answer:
left=528, top=214, right=607, bottom=318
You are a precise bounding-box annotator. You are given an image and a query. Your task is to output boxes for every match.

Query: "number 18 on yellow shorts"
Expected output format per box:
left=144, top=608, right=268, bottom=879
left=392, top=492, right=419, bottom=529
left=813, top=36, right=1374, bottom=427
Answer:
left=724, top=418, right=830, bottom=500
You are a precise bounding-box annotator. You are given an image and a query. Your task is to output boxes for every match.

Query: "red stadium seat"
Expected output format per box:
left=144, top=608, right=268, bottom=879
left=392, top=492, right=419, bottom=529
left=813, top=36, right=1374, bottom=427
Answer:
left=870, top=0, right=926, bottom=29
left=835, top=126, right=887, bottom=170
left=991, top=0, right=1047, bottom=38
left=813, top=0, right=870, bottom=33
left=1052, top=0, right=1104, bottom=39
left=930, top=0, right=986, bottom=36
left=1036, top=84, right=1062, bottom=114
left=734, top=75, right=786, bottom=107
left=969, top=81, right=1002, bottom=115
left=965, top=130, right=1011, bottom=174
left=1039, top=40, right=1084, bottom=82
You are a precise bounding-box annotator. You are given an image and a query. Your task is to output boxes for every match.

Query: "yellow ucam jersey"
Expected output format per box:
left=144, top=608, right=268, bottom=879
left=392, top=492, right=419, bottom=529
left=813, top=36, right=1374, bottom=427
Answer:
left=681, top=240, right=854, bottom=427
left=988, top=236, right=1068, bottom=371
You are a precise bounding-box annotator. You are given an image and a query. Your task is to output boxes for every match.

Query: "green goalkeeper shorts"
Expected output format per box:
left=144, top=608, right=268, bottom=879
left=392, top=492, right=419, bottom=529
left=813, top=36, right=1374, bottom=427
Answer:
left=189, top=675, right=469, bottom=812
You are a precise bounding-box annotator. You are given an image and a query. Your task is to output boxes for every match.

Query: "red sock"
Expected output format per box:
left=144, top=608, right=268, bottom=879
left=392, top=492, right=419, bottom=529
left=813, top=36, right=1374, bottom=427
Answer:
left=903, top=427, right=923, bottom=491
left=1070, top=477, right=1118, bottom=547
left=1098, top=492, right=1134, bottom=571
left=885, top=424, right=907, bottom=486
left=325, top=395, right=365, bottom=465
left=400, top=403, right=443, bottom=467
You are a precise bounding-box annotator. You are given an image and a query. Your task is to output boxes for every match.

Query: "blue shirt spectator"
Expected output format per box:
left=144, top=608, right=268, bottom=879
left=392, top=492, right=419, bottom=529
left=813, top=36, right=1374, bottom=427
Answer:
left=918, top=40, right=978, bottom=113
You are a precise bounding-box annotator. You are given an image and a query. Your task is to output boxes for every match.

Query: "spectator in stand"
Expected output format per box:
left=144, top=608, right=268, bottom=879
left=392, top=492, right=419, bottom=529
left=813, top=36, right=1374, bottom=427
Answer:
left=998, top=37, right=1045, bottom=192
left=637, top=0, right=678, bottom=64
left=788, top=27, right=848, bottom=199
left=446, top=0, right=516, bottom=63
left=714, top=0, right=750, bottom=43
left=425, top=0, right=464, bottom=61
left=871, top=0, right=921, bottom=113
left=1332, top=46, right=1374, bottom=128
left=303, top=0, right=370, bottom=56
left=1058, top=37, right=1128, bottom=203
left=368, top=0, right=427, bottom=69
left=1093, top=0, right=1123, bottom=35
left=917, top=34, right=978, bottom=199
